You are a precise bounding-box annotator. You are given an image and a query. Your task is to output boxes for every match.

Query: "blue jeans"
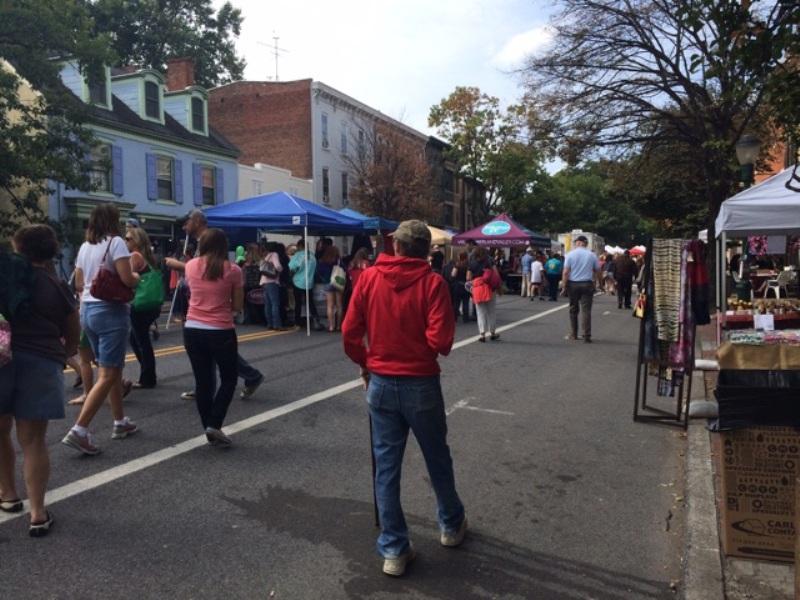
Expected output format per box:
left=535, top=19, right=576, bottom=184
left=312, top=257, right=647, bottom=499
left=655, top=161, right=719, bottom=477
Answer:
left=81, top=301, right=130, bottom=368
left=262, top=283, right=282, bottom=328
left=367, top=373, right=464, bottom=558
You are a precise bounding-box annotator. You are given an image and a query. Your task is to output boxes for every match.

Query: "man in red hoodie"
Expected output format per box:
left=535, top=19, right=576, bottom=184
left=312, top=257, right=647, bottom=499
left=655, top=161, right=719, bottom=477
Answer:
left=342, top=220, right=467, bottom=577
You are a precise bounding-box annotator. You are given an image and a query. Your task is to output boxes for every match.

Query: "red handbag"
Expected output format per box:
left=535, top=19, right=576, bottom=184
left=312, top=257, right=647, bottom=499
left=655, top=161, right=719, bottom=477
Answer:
left=471, top=279, right=493, bottom=304
left=90, top=239, right=135, bottom=303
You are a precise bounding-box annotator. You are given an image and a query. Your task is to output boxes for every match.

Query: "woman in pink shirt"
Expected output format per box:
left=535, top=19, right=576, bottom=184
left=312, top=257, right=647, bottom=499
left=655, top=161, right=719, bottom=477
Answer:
left=182, top=229, right=243, bottom=446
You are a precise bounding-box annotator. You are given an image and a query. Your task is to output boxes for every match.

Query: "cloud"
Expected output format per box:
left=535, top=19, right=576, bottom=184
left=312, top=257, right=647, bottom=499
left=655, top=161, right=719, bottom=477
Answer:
left=216, top=0, right=555, bottom=134
left=492, top=26, right=554, bottom=70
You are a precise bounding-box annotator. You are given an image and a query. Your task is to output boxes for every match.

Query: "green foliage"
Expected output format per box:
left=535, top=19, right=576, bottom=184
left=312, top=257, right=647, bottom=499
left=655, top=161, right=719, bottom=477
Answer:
left=0, top=0, right=112, bottom=239
left=429, top=87, right=531, bottom=222
left=524, top=0, right=800, bottom=232
left=89, top=0, right=245, bottom=88
left=518, top=163, right=653, bottom=246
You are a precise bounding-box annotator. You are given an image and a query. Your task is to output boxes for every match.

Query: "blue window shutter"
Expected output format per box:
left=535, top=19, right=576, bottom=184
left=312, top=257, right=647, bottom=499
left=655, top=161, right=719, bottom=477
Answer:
left=173, top=159, right=183, bottom=204
left=215, top=167, right=224, bottom=204
left=145, top=153, right=157, bottom=201
left=112, top=145, right=123, bottom=196
left=192, top=163, right=202, bottom=206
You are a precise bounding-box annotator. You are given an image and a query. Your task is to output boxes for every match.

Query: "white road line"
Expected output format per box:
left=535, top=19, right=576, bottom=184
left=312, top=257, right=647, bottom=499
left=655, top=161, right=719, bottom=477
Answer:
left=0, top=300, right=570, bottom=525
left=446, top=398, right=514, bottom=417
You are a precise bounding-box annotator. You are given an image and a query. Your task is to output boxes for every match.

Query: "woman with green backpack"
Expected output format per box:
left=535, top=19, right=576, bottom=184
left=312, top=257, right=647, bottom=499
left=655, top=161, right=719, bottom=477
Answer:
left=126, top=227, right=164, bottom=388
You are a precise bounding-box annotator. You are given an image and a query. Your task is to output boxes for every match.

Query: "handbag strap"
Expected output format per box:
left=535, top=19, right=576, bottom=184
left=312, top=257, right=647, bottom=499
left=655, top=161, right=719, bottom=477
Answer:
left=97, top=238, right=114, bottom=271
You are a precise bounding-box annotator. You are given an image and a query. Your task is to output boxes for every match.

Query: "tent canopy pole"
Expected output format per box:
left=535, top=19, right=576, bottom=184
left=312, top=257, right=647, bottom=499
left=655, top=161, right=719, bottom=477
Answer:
left=305, top=224, right=310, bottom=337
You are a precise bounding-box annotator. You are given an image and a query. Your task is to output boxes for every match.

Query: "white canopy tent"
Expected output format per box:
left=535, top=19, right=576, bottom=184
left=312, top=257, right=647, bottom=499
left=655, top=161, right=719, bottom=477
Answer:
left=715, top=166, right=800, bottom=237
left=714, top=166, right=800, bottom=309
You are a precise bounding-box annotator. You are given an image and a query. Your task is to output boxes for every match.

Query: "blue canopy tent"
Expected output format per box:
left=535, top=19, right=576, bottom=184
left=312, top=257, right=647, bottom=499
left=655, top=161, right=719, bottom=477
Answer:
left=204, top=192, right=365, bottom=336
left=204, top=191, right=365, bottom=238
left=337, top=207, right=398, bottom=233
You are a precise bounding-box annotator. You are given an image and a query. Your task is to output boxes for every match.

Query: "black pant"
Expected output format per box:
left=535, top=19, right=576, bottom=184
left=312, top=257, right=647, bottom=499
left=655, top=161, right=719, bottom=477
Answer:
left=293, top=287, right=320, bottom=326
left=616, top=277, right=633, bottom=308
left=280, top=285, right=291, bottom=325
left=183, top=328, right=238, bottom=430
left=129, top=307, right=161, bottom=387
left=452, top=283, right=470, bottom=321
left=567, top=281, right=594, bottom=339
left=546, top=274, right=560, bottom=301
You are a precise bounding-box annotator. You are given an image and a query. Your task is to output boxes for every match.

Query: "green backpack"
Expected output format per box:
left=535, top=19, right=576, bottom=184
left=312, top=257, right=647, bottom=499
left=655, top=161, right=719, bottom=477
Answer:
left=133, top=266, right=165, bottom=312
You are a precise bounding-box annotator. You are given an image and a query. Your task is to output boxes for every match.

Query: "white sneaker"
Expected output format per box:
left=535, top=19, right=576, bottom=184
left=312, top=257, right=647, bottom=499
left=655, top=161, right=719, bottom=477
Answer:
left=440, top=517, right=468, bottom=547
left=382, top=543, right=415, bottom=577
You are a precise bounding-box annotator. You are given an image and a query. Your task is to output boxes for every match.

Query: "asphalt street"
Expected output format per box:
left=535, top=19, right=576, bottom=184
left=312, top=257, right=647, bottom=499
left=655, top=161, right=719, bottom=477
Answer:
left=0, top=293, right=685, bottom=600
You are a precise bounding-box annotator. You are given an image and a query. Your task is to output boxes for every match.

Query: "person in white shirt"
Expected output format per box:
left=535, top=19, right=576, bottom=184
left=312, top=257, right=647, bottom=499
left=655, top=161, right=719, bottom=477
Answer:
left=530, top=255, right=544, bottom=301
left=62, top=203, right=140, bottom=456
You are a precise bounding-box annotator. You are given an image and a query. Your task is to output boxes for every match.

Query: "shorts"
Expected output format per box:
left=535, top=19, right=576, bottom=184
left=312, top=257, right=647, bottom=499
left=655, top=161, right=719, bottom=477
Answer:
left=0, top=350, right=66, bottom=420
left=81, top=301, right=130, bottom=369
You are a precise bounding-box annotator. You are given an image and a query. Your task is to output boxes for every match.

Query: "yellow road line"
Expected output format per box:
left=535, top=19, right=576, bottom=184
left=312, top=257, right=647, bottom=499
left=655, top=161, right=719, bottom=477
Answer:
left=66, top=328, right=295, bottom=371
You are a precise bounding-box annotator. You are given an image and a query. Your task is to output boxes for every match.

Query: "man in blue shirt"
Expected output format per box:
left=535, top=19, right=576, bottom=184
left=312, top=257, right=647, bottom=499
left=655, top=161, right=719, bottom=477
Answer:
left=520, top=247, right=533, bottom=297
left=544, top=254, right=563, bottom=301
left=561, top=236, right=600, bottom=343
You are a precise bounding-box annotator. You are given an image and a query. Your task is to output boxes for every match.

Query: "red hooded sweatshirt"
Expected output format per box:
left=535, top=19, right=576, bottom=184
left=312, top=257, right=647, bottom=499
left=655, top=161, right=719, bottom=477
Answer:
left=342, top=253, right=455, bottom=376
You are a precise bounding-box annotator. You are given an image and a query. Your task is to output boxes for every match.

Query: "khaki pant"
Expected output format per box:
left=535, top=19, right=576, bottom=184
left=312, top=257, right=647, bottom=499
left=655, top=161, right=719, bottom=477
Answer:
left=521, top=273, right=531, bottom=296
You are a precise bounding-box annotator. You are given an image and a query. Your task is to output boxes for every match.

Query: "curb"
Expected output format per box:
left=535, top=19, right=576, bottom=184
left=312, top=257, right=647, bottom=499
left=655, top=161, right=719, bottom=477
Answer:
left=682, top=420, right=725, bottom=600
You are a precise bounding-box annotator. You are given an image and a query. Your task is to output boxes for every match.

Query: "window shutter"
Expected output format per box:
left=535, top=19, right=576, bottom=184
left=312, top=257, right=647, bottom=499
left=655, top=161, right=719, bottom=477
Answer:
left=174, top=159, right=183, bottom=204
left=215, top=167, right=224, bottom=204
left=145, top=153, right=157, bottom=201
left=112, top=145, right=123, bottom=196
left=192, top=163, right=202, bottom=206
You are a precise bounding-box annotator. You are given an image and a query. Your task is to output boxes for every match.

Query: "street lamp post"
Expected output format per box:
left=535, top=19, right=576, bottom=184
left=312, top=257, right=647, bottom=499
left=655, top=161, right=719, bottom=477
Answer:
left=735, top=134, right=761, bottom=188
left=728, top=134, right=762, bottom=306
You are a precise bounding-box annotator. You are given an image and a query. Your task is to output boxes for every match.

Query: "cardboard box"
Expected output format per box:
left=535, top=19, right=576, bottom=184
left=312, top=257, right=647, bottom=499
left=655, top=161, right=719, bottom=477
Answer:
left=719, top=426, right=800, bottom=563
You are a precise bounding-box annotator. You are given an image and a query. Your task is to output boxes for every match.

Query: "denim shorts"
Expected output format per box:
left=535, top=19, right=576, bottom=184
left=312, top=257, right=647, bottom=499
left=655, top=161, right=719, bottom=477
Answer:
left=81, top=301, right=130, bottom=368
left=0, top=350, right=66, bottom=420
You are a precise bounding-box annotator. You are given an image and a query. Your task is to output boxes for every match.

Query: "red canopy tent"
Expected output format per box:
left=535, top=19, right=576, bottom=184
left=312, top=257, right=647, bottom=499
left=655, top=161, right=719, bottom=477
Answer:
left=451, top=214, right=550, bottom=248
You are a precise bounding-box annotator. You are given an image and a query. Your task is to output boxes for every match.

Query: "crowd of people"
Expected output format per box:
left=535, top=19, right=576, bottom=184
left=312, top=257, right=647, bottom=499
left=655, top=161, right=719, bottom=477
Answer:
left=0, top=202, right=642, bottom=562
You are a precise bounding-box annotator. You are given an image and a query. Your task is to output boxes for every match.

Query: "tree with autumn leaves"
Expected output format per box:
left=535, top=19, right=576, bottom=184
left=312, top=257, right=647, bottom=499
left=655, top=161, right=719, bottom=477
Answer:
left=344, top=121, right=438, bottom=223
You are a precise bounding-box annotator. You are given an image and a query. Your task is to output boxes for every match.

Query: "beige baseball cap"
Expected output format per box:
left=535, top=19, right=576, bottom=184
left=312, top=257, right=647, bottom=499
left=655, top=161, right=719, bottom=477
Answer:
left=392, top=220, right=431, bottom=244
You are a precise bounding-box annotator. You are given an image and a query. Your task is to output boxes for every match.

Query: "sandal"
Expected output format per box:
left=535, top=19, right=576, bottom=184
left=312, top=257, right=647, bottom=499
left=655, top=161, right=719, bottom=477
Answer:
left=29, top=511, right=54, bottom=538
left=490, top=333, right=500, bottom=341
left=478, top=335, right=486, bottom=343
left=0, top=497, right=23, bottom=513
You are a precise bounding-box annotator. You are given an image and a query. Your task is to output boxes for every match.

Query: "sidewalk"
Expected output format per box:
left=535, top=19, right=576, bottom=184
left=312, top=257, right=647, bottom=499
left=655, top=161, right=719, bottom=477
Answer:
left=682, top=319, right=794, bottom=600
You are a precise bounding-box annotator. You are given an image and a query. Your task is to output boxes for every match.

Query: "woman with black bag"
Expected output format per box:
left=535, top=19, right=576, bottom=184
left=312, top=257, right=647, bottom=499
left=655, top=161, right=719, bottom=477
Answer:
left=62, top=203, right=140, bottom=456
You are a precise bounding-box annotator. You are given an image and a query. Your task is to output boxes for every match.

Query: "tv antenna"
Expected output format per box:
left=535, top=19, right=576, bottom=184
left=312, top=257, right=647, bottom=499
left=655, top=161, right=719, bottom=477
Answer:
left=257, top=33, right=288, bottom=81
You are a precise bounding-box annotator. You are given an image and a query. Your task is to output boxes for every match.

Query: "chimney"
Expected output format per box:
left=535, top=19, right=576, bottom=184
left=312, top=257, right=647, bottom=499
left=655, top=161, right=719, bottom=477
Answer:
left=166, top=57, right=195, bottom=91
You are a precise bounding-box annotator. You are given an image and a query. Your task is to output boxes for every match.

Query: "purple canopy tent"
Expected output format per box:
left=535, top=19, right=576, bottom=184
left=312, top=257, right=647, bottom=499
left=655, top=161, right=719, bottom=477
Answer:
left=451, top=213, right=551, bottom=248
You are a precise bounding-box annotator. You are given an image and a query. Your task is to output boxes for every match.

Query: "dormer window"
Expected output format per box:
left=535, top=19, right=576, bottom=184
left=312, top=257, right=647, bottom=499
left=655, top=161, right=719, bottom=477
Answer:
left=88, top=76, right=107, bottom=106
left=144, top=81, right=160, bottom=119
left=191, top=97, right=205, bottom=132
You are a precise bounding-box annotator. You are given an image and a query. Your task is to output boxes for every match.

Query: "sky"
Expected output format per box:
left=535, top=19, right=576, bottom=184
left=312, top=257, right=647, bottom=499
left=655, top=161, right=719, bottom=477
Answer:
left=216, top=0, right=556, bottom=137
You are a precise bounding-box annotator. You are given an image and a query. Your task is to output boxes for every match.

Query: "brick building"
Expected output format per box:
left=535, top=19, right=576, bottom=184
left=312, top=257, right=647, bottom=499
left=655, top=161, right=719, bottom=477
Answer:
left=209, top=79, right=480, bottom=229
